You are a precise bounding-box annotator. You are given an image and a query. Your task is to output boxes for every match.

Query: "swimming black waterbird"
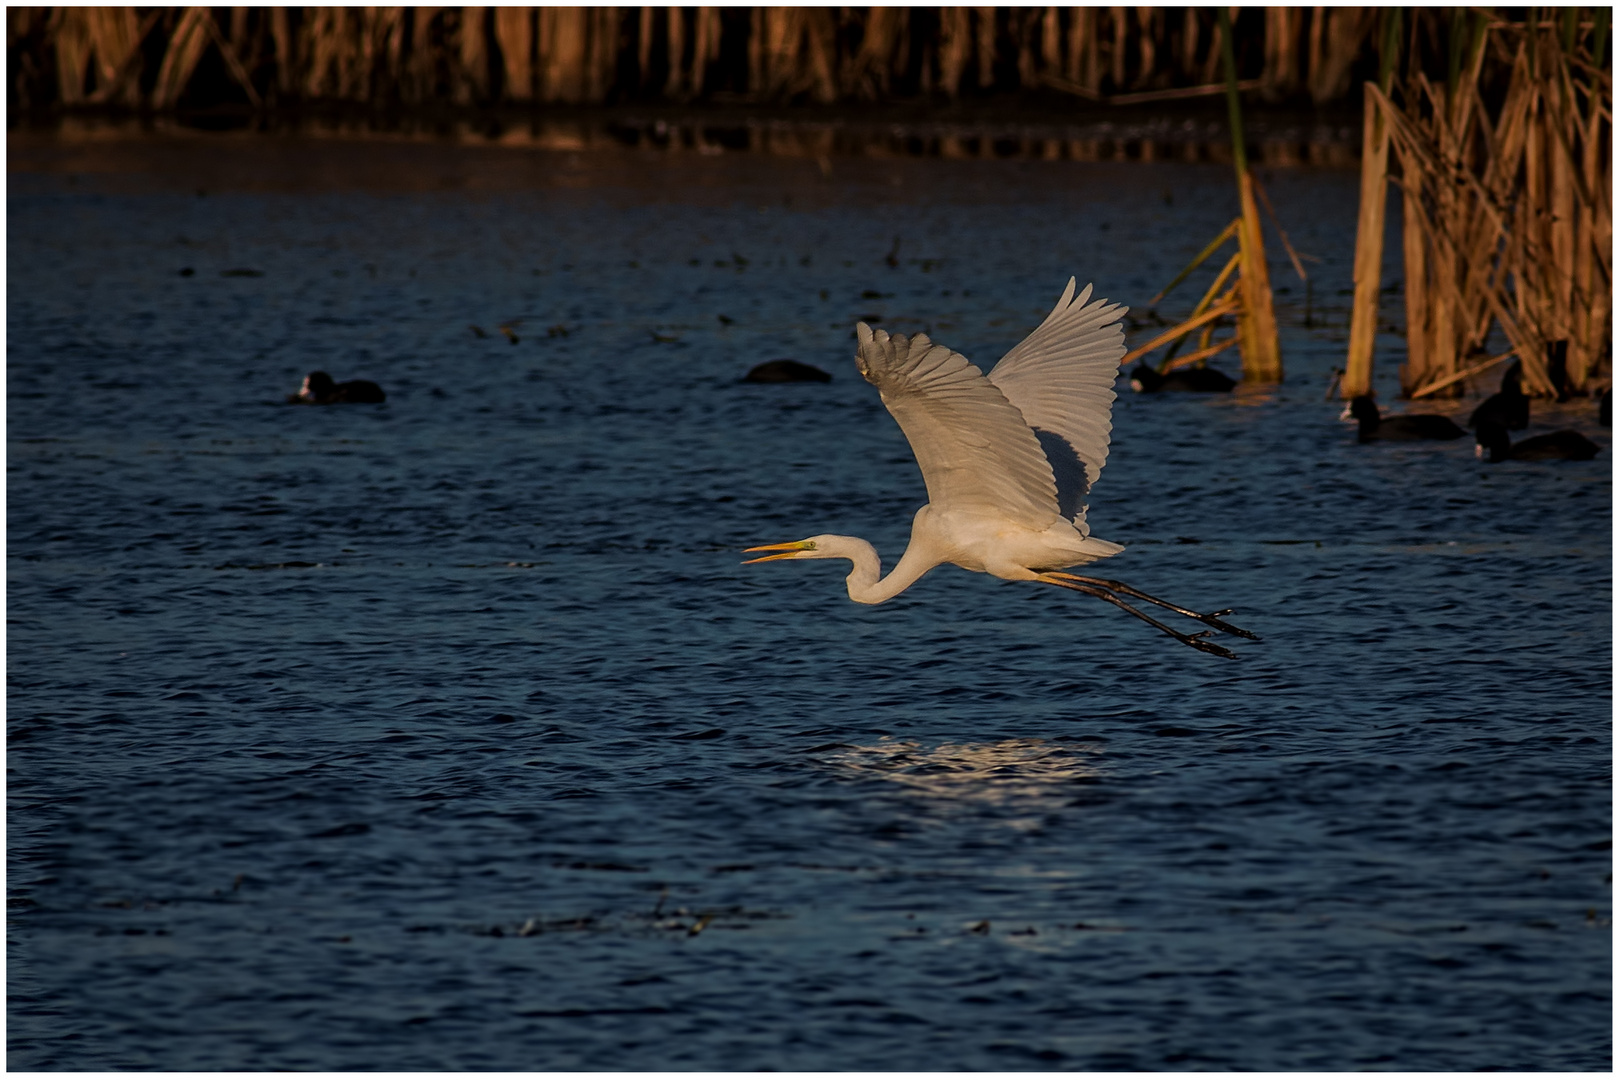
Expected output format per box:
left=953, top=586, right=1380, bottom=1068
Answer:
left=1469, top=359, right=1529, bottom=431
left=1128, top=362, right=1236, bottom=393
left=1345, top=395, right=1465, bottom=442
left=1474, top=420, right=1599, bottom=463
left=291, top=371, right=386, bottom=404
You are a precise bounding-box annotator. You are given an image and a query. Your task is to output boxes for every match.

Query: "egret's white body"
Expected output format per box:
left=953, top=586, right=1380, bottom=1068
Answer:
left=746, top=277, right=1255, bottom=657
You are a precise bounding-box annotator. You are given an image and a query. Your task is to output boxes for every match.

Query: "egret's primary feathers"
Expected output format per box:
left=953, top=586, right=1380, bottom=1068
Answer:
left=746, top=277, right=1257, bottom=658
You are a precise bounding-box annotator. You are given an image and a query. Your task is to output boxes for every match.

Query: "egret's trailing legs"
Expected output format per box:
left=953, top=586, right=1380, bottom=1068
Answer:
left=1035, top=573, right=1256, bottom=660
left=1043, top=572, right=1260, bottom=640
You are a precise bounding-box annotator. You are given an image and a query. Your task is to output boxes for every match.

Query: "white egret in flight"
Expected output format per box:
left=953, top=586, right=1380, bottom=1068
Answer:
left=744, top=278, right=1257, bottom=659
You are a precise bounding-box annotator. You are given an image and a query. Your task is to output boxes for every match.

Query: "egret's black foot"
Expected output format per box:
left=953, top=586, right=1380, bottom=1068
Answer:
left=1180, top=633, right=1239, bottom=660
left=1195, top=610, right=1261, bottom=640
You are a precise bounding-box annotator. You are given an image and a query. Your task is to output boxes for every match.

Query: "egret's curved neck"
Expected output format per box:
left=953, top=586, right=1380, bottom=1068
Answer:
left=821, top=535, right=936, bottom=605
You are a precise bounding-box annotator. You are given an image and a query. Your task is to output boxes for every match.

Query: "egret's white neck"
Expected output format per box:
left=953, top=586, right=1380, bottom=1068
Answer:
left=818, top=535, right=935, bottom=605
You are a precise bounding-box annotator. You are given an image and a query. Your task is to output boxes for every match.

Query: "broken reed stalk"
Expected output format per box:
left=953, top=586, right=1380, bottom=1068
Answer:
left=1409, top=348, right=1517, bottom=399
left=1342, top=10, right=1403, bottom=398
left=1160, top=249, right=1242, bottom=368
left=1119, top=300, right=1241, bottom=368
left=1218, top=7, right=1282, bottom=383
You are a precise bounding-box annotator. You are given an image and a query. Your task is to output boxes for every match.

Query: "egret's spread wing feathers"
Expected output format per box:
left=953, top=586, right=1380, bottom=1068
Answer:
left=856, top=323, right=1059, bottom=528
left=986, top=278, right=1127, bottom=531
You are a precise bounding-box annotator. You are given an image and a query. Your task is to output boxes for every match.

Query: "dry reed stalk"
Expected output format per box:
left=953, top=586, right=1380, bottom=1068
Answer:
left=1040, top=7, right=1060, bottom=76
left=1162, top=251, right=1242, bottom=367
left=663, top=6, right=685, bottom=99
left=1343, top=13, right=1401, bottom=398
left=82, top=7, right=145, bottom=106
left=1217, top=8, right=1281, bottom=382
left=495, top=7, right=532, bottom=101
left=803, top=8, right=837, bottom=103
left=1162, top=334, right=1242, bottom=372
left=50, top=8, right=92, bottom=104
left=152, top=7, right=212, bottom=108
left=938, top=7, right=970, bottom=97
left=456, top=7, right=488, bottom=104
left=1367, top=25, right=1496, bottom=396
left=1180, top=8, right=1198, bottom=76
left=1134, top=6, right=1156, bottom=88
left=690, top=7, right=722, bottom=101
left=974, top=7, right=995, bottom=90
left=1119, top=300, right=1241, bottom=367
left=1075, top=7, right=1099, bottom=94
left=205, top=8, right=262, bottom=107
left=849, top=7, right=903, bottom=99
left=543, top=7, right=591, bottom=103
left=1108, top=7, right=1127, bottom=89
left=268, top=8, right=295, bottom=96
left=1409, top=349, right=1516, bottom=399
left=1199, top=8, right=1223, bottom=85
left=1015, top=9, right=1038, bottom=90
left=1261, top=6, right=1299, bottom=101
left=590, top=8, right=619, bottom=103
left=1309, top=7, right=1373, bottom=103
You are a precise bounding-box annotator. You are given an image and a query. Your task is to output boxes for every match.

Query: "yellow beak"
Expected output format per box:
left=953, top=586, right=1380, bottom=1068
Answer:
left=742, top=541, right=814, bottom=564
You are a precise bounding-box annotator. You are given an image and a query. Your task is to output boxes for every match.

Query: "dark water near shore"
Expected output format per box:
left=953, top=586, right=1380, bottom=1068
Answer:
left=8, top=134, right=1611, bottom=1070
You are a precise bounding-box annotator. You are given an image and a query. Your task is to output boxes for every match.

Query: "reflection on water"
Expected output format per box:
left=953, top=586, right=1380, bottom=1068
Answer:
left=24, top=110, right=1361, bottom=168
left=828, top=737, right=1098, bottom=816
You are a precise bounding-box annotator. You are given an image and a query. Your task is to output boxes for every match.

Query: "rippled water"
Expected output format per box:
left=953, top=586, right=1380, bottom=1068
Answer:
left=8, top=134, right=1611, bottom=1070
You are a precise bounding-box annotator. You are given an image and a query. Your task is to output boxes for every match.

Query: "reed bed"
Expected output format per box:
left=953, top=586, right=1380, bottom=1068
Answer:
left=1346, top=9, right=1611, bottom=399
left=11, top=7, right=1384, bottom=112
left=1119, top=9, right=1289, bottom=385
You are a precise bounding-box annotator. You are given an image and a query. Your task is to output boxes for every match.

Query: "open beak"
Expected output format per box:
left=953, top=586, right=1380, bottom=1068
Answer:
left=742, top=541, right=812, bottom=564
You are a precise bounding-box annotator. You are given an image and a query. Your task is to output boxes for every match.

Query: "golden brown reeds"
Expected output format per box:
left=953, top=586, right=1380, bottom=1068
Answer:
left=1119, top=14, right=1292, bottom=388
left=12, top=8, right=1387, bottom=111
left=1357, top=9, right=1610, bottom=399
left=1220, top=8, right=1281, bottom=383
left=1343, top=11, right=1403, bottom=398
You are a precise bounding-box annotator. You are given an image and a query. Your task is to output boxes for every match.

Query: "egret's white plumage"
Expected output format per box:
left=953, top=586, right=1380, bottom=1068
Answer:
left=746, top=277, right=1256, bottom=657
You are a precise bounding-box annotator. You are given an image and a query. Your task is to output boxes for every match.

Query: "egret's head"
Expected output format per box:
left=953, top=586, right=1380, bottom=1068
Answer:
left=742, top=536, right=836, bottom=563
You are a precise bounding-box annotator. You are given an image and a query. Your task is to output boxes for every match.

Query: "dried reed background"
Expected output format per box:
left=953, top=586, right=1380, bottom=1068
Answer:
left=1344, top=9, right=1611, bottom=399
left=11, top=7, right=1382, bottom=112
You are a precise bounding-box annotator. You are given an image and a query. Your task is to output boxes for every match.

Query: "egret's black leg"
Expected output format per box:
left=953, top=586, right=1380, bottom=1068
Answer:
left=1046, top=572, right=1260, bottom=640
left=1038, top=575, right=1239, bottom=660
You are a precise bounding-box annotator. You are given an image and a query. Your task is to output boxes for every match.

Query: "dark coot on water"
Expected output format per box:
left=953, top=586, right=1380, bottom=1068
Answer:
left=1475, top=420, right=1599, bottom=462
left=1469, top=359, right=1529, bottom=430
left=743, top=359, right=831, bottom=383
left=291, top=371, right=386, bottom=404
left=1346, top=395, right=1465, bottom=442
left=1129, top=362, right=1236, bottom=392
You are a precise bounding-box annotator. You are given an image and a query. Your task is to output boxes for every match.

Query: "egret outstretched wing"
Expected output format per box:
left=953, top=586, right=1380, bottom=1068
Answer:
left=986, top=278, right=1127, bottom=528
left=855, top=323, right=1059, bottom=529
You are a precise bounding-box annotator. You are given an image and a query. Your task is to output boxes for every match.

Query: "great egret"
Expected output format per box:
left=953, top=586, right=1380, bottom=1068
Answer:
left=744, top=277, right=1258, bottom=659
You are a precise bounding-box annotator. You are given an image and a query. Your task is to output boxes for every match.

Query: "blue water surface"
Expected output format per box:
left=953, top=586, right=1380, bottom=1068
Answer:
left=7, top=134, right=1611, bottom=1070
